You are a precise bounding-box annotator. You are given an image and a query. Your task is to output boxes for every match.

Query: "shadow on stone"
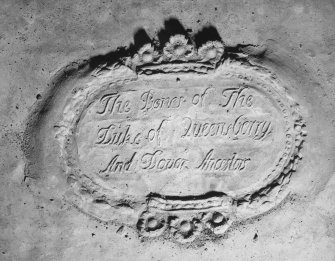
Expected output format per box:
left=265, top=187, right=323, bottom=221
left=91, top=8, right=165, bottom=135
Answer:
left=157, top=17, right=189, bottom=46
left=128, top=28, right=153, bottom=53
left=87, top=18, right=234, bottom=71
left=193, top=26, right=223, bottom=48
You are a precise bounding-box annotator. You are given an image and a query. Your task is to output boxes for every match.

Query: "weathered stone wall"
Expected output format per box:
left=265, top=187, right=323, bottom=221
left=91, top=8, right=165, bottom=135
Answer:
left=1, top=0, right=335, bottom=260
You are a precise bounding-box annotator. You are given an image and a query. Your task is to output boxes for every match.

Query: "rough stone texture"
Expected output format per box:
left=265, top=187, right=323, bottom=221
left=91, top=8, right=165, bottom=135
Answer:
left=1, top=0, right=335, bottom=260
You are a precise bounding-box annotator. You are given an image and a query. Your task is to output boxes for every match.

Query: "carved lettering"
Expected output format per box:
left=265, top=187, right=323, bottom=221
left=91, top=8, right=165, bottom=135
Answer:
left=220, top=87, right=254, bottom=110
left=99, top=152, right=137, bottom=175
left=96, top=124, right=142, bottom=146
left=57, top=33, right=306, bottom=244
left=96, top=93, right=131, bottom=115
left=196, top=149, right=250, bottom=172
left=141, top=150, right=189, bottom=171
left=181, top=116, right=272, bottom=140
left=191, top=87, right=212, bottom=107
left=80, top=84, right=282, bottom=178
left=140, top=90, right=186, bottom=112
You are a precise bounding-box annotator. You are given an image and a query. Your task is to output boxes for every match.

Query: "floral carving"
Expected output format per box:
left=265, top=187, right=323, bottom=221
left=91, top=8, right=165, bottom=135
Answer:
left=137, top=209, right=232, bottom=243
left=134, top=43, right=160, bottom=65
left=170, top=217, right=203, bottom=243
left=124, top=33, right=226, bottom=73
left=163, top=35, right=195, bottom=61
left=202, top=211, right=230, bottom=234
left=198, top=41, right=224, bottom=64
left=137, top=211, right=167, bottom=237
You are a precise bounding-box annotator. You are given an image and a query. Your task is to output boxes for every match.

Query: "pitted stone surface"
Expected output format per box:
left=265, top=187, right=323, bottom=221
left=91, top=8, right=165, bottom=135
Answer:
left=1, top=1, right=335, bottom=260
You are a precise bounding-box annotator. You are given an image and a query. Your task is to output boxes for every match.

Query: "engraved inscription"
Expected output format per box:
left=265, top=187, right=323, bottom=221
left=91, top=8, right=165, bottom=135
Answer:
left=97, top=93, right=131, bottom=115
left=196, top=149, right=250, bottom=172
left=54, top=31, right=306, bottom=244
left=140, top=90, right=186, bottom=111
left=181, top=116, right=272, bottom=140
left=76, top=81, right=286, bottom=194
left=141, top=150, right=189, bottom=171
left=220, top=87, right=254, bottom=109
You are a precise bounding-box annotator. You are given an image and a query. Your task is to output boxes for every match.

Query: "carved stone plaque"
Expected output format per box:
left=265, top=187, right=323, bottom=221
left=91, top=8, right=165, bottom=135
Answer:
left=54, top=35, right=306, bottom=243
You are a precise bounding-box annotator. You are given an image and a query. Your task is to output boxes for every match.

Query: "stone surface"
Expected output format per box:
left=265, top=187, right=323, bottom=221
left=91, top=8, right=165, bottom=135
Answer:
left=1, top=0, right=335, bottom=260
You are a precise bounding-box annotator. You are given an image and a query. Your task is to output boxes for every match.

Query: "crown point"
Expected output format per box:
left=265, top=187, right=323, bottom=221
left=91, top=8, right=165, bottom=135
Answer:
left=198, top=41, right=224, bottom=64
left=138, top=43, right=157, bottom=63
left=163, top=34, right=195, bottom=61
left=125, top=31, right=226, bottom=72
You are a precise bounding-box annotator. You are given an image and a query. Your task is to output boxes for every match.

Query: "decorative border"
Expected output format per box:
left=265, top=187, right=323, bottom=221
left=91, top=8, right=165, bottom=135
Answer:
left=124, top=35, right=224, bottom=74
left=55, top=35, right=306, bottom=243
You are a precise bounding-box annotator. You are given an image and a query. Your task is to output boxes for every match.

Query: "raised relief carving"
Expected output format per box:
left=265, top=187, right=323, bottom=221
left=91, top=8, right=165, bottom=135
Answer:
left=54, top=25, right=306, bottom=244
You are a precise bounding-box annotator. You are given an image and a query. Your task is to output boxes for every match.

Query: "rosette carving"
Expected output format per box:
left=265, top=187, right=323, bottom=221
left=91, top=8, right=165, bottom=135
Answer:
left=198, top=41, right=224, bottom=64
left=125, top=33, right=225, bottom=73
left=163, top=35, right=195, bottom=61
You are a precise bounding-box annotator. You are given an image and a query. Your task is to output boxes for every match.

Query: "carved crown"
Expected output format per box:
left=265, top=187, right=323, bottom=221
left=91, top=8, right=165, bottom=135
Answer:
left=124, top=34, right=225, bottom=74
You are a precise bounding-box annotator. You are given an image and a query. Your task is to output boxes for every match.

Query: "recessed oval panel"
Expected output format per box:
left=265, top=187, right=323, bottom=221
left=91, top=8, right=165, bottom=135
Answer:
left=54, top=36, right=306, bottom=243
left=76, top=72, right=290, bottom=197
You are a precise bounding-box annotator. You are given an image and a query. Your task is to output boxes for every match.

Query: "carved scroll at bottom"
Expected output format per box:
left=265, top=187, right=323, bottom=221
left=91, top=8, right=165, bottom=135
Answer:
left=137, top=193, right=235, bottom=243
